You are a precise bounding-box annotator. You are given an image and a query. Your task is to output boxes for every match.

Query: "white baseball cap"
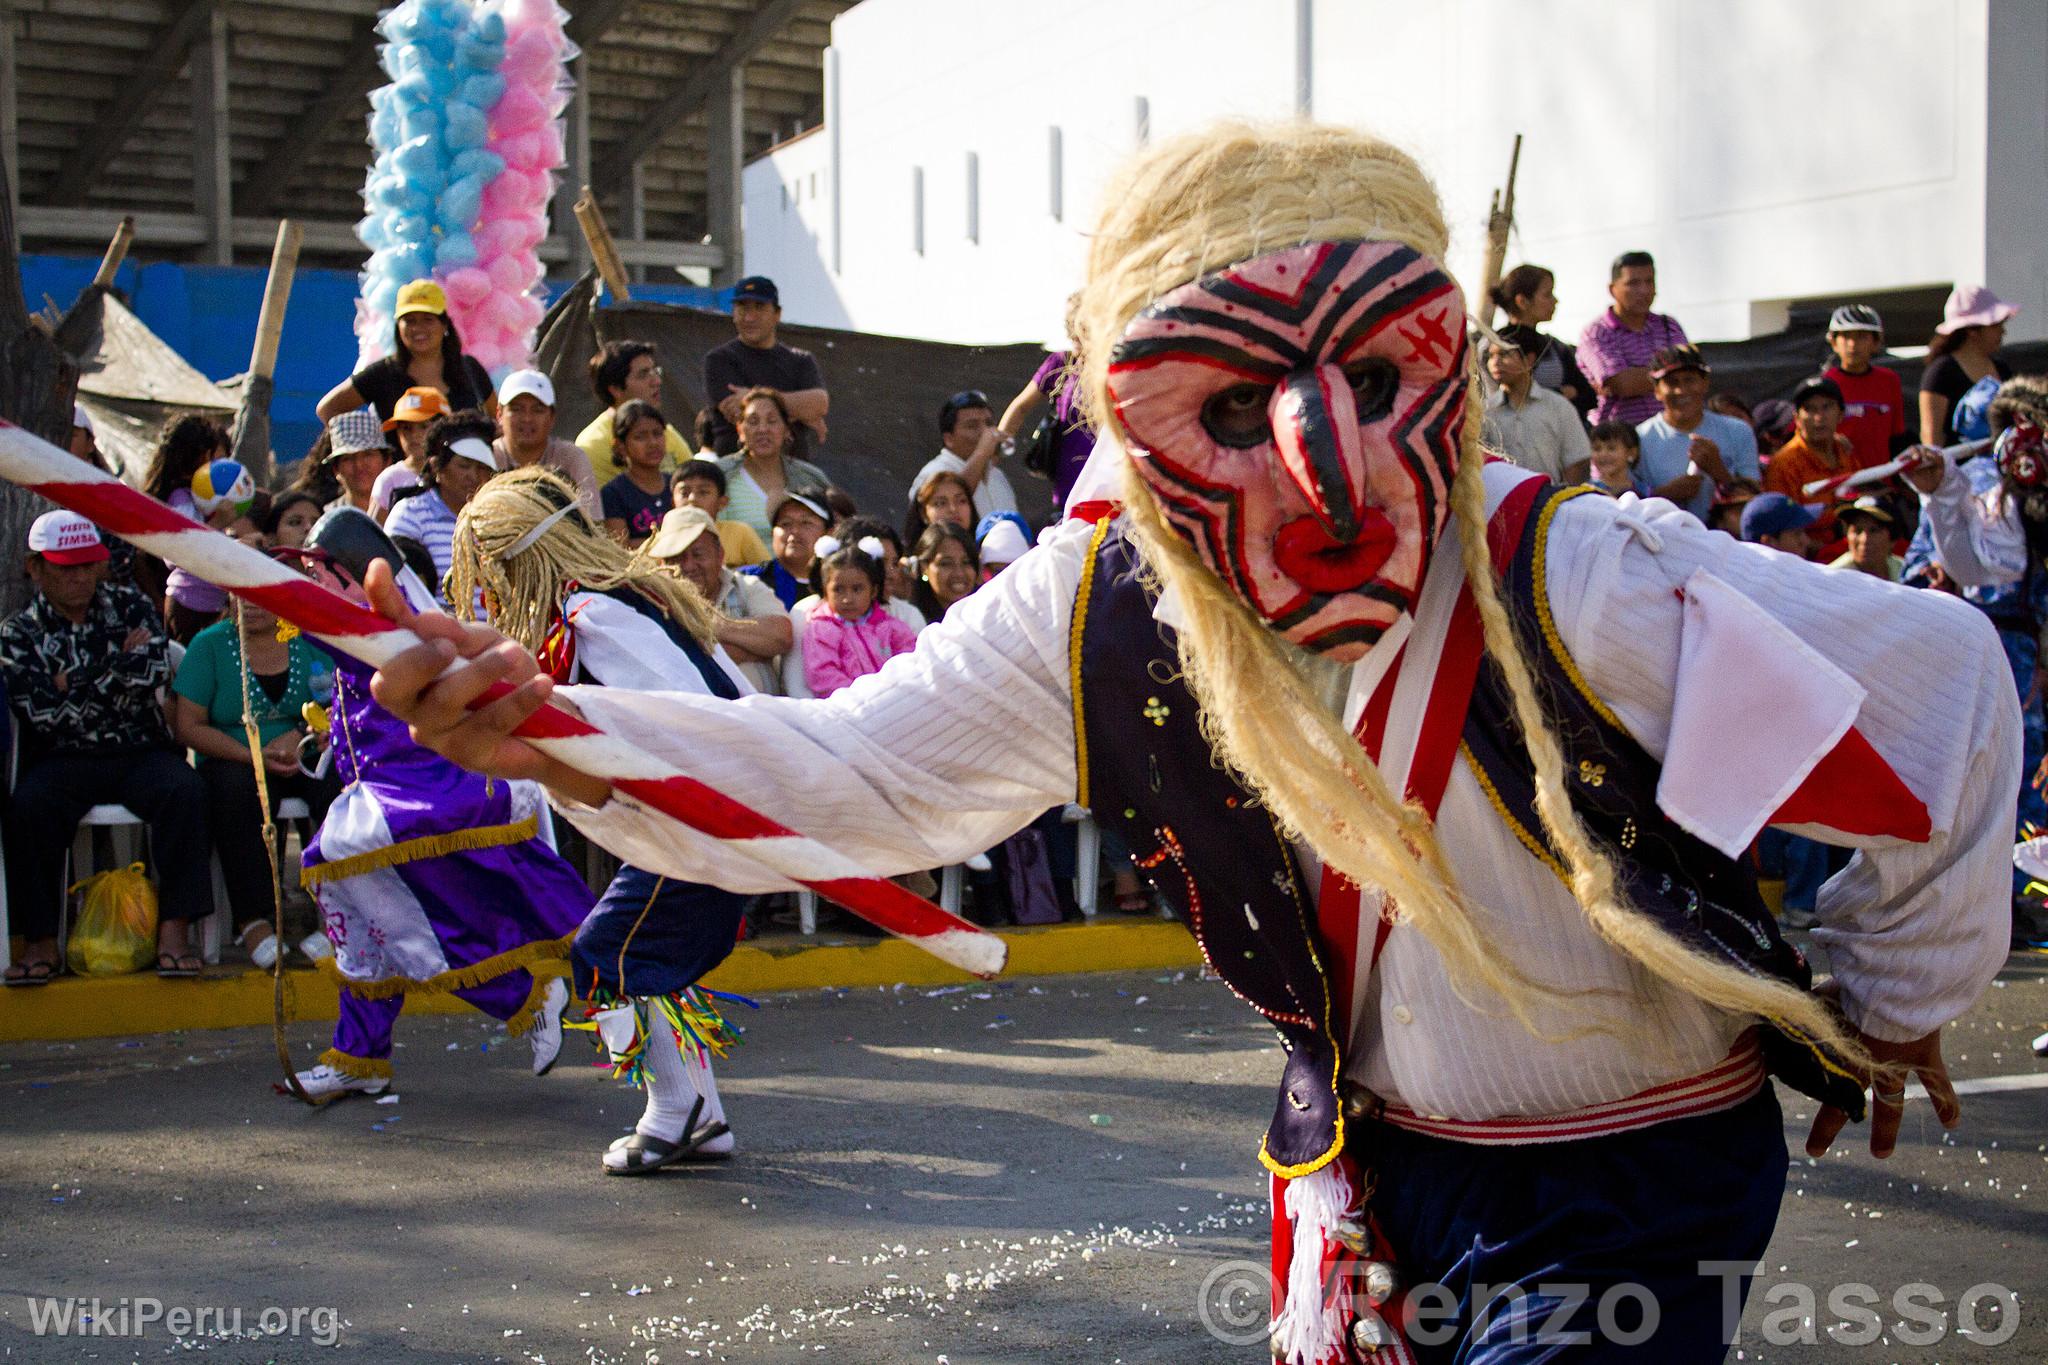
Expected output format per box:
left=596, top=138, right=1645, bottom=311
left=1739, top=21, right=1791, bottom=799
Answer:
left=498, top=369, right=556, bottom=408
left=71, top=402, right=94, bottom=435
left=28, top=509, right=108, bottom=565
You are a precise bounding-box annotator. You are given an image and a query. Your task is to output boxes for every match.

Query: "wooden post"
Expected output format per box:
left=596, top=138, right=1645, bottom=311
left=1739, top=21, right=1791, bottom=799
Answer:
left=1475, top=134, right=1522, bottom=328
left=0, top=139, right=79, bottom=616
left=92, top=216, right=136, bottom=290
left=230, top=220, right=302, bottom=483
left=572, top=187, right=633, bottom=303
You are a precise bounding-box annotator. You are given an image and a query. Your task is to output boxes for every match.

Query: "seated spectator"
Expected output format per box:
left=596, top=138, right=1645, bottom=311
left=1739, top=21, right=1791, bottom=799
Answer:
left=672, top=458, right=769, bottom=567
left=830, top=516, right=925, bottom=634
left=600, top=400, right=676, bottom=549
left=1480, top=325, right=1590, bottom=481
left=0, top=512, right=210, bottom=983
left=67, top=401, right=103, bottom=469
left=905, top=468, right=977, bottom=546
left=1828, top=496, right=1904, bottom=581
left=384, top=409, right=500, bottom=596
left=702, top=276, right=829, bottom=460
left=371, top=386, right=451, bottom=521
left=316, top=280, right=494, bottom=423
left=1751, top=398, right=1796, bottom=457
left=801, top=535, right=918, bottom=698
left=717, top=388, right=831, bottom=542
left=576, top=340, right=696, bottom=476
left=1706, top=479, right=1762, bottom=538
left=1739, top=492, right=1816, bottom=558
left=170, top=591, right=341, bottom=966
left=1490, top=264, right=1594, bottom=418
left=1578, top=251, right=1689, bottom=426
left=1763, top=376, right=1861, bottom=540
left=910, top=390, right=1021, bottom=521
left=742, top=491, right=830, bottom=609
left=976, top=512, right=1033, bottom=578
left=493, top=370, right=600, bottom=516
left=1708, top=392, right=1754, bottom=428
left=910, top=521, right=981, bottom=623
left=1634, top=345, right=1759, bottom=520
left=143, top=414, right=236, bottom=642
left=264, top=491, right=323, bottom=550
left=1585, top=421, right=1648, bottom=497
left=323, top=409, right=392, bottom=516
left=1824, top=305, right=1908, bottom=468
left=645, top=505, right=792, bottom=696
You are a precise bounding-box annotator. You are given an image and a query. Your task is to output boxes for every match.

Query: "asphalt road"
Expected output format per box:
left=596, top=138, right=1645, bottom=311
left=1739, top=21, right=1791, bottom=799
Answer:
left=0, top=953, right=2043, bottom=1364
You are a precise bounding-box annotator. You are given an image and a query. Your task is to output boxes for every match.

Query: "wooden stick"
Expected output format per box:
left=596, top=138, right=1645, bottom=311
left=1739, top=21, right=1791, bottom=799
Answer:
left=91, top=216, right=135, bottom=289
left=572, top=186, right=633, bottom=303
left=1474, top=134, right=1522, bottom=328
left=247, top=220, right=303, bottom=383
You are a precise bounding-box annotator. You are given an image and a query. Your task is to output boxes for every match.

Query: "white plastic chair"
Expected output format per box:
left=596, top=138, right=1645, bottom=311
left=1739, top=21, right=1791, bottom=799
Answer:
left=794, top=861, right=964, bottom=936
left=1064, top=805, right=1101, bottom=918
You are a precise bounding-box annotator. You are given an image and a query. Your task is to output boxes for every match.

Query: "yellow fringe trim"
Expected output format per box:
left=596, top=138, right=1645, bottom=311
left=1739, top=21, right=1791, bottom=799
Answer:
left=301, top=815, right=540, bottom=888
left=501, top=971, right=559, bottom=1038
left=318, top=1047, right=393, bottom=1080
left=319, top=934, right=575, bottom=1001
left=1068, top=516, right=1113, bottom=810
left=1255, top=814, right=1347, bottom=1182
left=1528, top=486, right=1631, bottom=737
left=1459, top=741, right=1572, bottom=887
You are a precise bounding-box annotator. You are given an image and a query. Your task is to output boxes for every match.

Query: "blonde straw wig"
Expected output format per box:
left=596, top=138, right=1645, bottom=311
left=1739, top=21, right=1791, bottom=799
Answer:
left=1077, top=120, right=1873, bottom=1073
left=449, top=466, right=718, bottom=654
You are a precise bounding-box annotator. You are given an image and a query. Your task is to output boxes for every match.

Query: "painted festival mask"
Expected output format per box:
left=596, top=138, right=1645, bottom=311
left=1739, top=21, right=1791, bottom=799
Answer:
left=1108, top=239, right=1467, bottom=660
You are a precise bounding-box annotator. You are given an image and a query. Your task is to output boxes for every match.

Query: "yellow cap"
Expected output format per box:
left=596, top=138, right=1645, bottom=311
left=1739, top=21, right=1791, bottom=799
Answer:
left=395, top=279, right=448, bottom=319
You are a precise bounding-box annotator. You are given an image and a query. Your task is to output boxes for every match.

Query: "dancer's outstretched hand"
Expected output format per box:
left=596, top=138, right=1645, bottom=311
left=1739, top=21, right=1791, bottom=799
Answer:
left=363, top=560, right=610, bottom=806
left=1803, top=1015, right=1962, bottom=1160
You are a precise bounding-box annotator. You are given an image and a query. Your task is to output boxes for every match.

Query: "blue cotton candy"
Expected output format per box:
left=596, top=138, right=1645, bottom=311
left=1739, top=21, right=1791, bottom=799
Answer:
left=449, top=148, right=505, bottom=184
left=458, top=72, right=506, bottom=110
left=438, top=173, right=487, bottom=230
left=443, top=101, right=489, bottom=151
left=434, top=232, right=479, bottom=271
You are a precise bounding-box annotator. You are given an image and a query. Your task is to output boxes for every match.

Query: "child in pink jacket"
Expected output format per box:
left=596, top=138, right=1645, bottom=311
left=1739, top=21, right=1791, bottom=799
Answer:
left=801, top=534, right=920, bottom=698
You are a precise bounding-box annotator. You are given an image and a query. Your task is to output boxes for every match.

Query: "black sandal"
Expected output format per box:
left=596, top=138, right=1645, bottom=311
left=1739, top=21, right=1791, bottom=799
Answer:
left=603, top=1097, right=705, bottom=1177
left=3, top=960, right=56, bottom=986
left=155, top=952, right=201, bottom=979
left=677, top=1120, right=733, bottom=1163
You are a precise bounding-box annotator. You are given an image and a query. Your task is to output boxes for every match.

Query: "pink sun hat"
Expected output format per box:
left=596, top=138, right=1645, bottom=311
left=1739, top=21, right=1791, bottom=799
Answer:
left=1935, top=284, right=2018, bottom=335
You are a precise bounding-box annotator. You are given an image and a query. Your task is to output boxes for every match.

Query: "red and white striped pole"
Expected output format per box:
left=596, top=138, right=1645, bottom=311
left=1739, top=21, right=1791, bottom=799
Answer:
left=0, top=420, right=1006, bottom=978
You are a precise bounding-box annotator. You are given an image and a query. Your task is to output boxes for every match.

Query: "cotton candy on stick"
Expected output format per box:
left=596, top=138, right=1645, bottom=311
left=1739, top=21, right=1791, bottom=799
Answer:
left=0, top=420, right=1007, bottom=979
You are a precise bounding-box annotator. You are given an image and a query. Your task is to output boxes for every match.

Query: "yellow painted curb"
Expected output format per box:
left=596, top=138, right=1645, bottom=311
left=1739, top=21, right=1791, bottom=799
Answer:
left=0, top=919, right=1202, bottom=1044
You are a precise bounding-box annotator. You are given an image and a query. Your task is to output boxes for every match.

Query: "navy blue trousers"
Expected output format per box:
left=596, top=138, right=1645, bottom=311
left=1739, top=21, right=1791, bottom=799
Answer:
left=1367, top=1088, right=1785, bottom=1363
left=570, top=863, right=745, bottom=999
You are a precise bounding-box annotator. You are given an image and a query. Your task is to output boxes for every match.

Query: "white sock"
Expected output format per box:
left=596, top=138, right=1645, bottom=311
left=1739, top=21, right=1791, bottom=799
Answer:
left=634, top=1001, right=701, bottom=1142
left=682, top=1045, right=735, bottom=1154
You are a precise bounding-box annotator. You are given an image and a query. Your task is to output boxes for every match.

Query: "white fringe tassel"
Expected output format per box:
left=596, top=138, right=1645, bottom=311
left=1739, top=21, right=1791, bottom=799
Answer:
left=1271, top=1163, right=1356, bottom=1365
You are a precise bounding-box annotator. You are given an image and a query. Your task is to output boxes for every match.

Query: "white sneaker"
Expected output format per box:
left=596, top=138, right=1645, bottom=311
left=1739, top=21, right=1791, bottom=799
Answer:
left=247, top=931, right=280, bottom=970
left=964, top=852, right=993, bottom=873
left=292, top=1063, right=388, bottom=1099
left=530, top=978, right=568, bottom=1077
left=297, top=932, right=334, bottom=962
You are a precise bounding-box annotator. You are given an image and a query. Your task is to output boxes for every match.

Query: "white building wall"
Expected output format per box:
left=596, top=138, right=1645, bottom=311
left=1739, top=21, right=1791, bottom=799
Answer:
left=745, top=0, right=2038, bottom=350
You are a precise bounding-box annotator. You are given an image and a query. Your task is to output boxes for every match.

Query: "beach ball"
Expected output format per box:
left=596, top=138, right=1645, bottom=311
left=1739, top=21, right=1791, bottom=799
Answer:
left=192, top=459, right=255, bottom=519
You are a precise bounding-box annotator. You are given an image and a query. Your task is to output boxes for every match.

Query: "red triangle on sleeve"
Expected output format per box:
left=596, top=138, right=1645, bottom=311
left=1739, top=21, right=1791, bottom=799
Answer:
left=1769, top=725, right=1932, bottom=842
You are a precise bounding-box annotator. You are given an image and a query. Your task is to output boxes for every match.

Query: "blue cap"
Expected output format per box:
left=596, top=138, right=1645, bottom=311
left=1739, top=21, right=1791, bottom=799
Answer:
left=732, top=276, right=779, bottom=306
left=975, top=510, right=1032, bottom=547
left=1740, top=492, right=1817, bottom=542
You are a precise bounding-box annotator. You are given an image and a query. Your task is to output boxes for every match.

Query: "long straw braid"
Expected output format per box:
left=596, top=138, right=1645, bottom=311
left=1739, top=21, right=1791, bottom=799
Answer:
left=448, top=466, right=719, bottom=653
left=1086, top=120, right=1879, bottom=1071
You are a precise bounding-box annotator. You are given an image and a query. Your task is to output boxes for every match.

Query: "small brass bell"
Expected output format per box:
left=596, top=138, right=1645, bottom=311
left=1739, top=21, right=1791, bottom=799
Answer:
left=1351, top=1310, right=1395, bottom=1353
left=1360, top=1260, right=1397, bottom=1306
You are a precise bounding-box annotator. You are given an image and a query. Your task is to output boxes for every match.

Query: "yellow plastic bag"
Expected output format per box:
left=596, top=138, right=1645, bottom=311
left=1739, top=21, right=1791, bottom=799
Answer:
left=65, top=863, right=159, bottom=977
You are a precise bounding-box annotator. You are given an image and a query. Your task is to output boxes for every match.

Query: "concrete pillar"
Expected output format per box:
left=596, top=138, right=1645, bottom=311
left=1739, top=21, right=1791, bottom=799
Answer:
left=625, top=160, right=648, bottom=286
left=190, top=7, right=232, bottom=265
left=1, top=1, right=19, bottom=226
left=553, top=67, right=592, bottom=277
left=704, top=61, right=745, bottom=287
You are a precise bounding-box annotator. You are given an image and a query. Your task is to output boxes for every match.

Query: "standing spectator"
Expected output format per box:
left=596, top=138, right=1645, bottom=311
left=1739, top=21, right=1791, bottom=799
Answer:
left=1823, top=305, right=1907, bottom=469
left=171, top=594, right=340, bottom=966
left=1738, top=492, right=1817, bottom=558
left=599, top=400, right=676, bottom=549
left=909, top=521, right=980, bottom=623
left=0, top=512, right=210, bottom=983
left=142, top=414, right=236, bottom=643
left=1577, top=250, right=1689, bottom=427
left=911, top=390, right=1021, bottom=522
left=1634, top=345, right=1759, bottom=520
left=315, top=280, right=493, bottom=423
left=997, top=297, right=1099, bottom=506
left=385, top=410, right=500, bottom=595
left=370, top=386, right=450, bottom=521
left=742, top=491, right=830, bottom=610
left=67, top=402, right=102, bottom=468
left=1919, top=285, right=2016, bottom=446
left=1489, top=264, right=1594, bottom=418
left=1828, top=496, right=1903, bottom=581
left=1763, top=376, right=1862, bottom=538
left=1585, top=421, right=1648, bottom=497
left=801, top=537, right=918, bottom=699
left=701, top=276, right=829, bottom=461
left=491, top=369, right=600, bottom=517
left=1479, top=326, right=1591, bottom=481
left=323, top=409, right=391, bottom=516
left=645, top=506, right=792, bottom=696
left=574, top=341, right=695, bottom=476
left=717, top=389, right=832, bottom=542
left=671, top=458, right=770, bottom=567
